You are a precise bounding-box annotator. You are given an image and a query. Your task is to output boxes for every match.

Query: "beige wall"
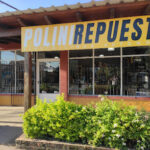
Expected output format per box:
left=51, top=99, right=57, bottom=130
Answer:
left=0, top=95, right=35, bottom=106
left=68, top=96, right=150, bottom=112
left=1, top=94, right=150, bottom=112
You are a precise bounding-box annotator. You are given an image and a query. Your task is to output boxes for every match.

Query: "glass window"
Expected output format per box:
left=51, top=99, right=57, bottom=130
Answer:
left=123, top=47, right=150, bottom=55
left=39, top=61, right=59, bottom=94
left=0, top=51, right=15, bottom=64
left=123, top=56, right=150, bottom=96
left=69, top=50, right=92, bottom=58
left=0, top=51, right=15, bottom=93
left=0, top=50, right=36, bottom=94
left=69, top=59, right=93, bottom=94
left=16, top=51, right=36, bottom=94
left=95, top=48, right=120, bottom=57
left=69, top=47, right=150, bottom=97
left=95, top=58, right=120, bottom=95
left=32, top=53, right=36, bottom=94
left=38, top=52, right=60, bottom=59
left=16, top=51, right=24, bottom=61
left=16, top=51, right=24, bottom=93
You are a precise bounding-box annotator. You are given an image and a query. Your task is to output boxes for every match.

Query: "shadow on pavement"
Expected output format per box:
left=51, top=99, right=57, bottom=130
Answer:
left=0, top=121, right=22, bottom=124
left=0, top=125, right=22, bottom=146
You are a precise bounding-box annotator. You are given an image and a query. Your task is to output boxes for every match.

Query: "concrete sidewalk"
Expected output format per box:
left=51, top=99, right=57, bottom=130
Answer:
left=0, top=106, right=24, bottom=150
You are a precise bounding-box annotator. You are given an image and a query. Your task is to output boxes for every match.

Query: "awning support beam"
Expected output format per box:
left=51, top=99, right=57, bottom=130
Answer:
left=0, top=28, right=20, bottom=38
left=144, top=4, right=150, bottom=15
left=110, top=8, right=115, bottom=18
left=44, top=15, right=55, bottom=25
left=76, top=12, right=84, bottom=21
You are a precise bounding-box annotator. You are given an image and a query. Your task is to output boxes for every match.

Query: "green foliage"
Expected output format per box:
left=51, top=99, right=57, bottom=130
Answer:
left=88, top=96, right=150, bottom=150
left=23, top=94, right=150, bottom=150
left=23, top=94, right=94, bottom=143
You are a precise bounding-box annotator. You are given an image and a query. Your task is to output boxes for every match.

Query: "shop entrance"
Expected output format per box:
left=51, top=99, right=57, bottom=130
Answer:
left=37, top=59, right=60, bottom=102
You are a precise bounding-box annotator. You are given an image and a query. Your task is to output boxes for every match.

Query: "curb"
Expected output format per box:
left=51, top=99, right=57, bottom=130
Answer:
left=16, top=134, right=115, bottom=150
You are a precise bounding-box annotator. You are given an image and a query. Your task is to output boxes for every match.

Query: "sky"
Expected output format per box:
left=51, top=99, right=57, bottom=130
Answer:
left=0, top=0, right=93, bottom=13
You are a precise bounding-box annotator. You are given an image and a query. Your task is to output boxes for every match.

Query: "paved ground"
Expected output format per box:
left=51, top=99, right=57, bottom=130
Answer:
left=0, top=106, right=24, bottom=150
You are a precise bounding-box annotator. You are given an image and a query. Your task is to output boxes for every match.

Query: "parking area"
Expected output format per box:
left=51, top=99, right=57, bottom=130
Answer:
left=0, top=106, right=24, bottom=150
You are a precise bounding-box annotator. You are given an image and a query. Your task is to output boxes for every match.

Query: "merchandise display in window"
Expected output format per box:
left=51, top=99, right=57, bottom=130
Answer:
left=69, top=59, right=92, bottom=94
left=0, top=51, right=15, bottom=93
left=39, top=61, right=59, bottom=94
left=69, top=47, right=150, bottom=97
left=95, top=58, right=120, bottom=95
left=0, top=61, right=15, bottom=93
left=123, top=56, right=150, bottom=96
left=16, top=51, right=24, bottom=93
left=0, top=50, right=36, bottom=94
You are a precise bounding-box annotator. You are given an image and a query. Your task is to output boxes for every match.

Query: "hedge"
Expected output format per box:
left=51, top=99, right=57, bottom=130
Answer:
left=23, top=94, right=150, bottom=150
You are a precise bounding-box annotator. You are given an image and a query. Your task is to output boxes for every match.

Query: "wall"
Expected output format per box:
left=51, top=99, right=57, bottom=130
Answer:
left=1, top=93, right=150, bottom=112
left=0, top=94, right=35, bottom=106
left=68, top=95, right=150, bottom=112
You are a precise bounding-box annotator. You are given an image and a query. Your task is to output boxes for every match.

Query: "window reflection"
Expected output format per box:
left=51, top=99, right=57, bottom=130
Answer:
left=95, top=58, right=120, bottom=95
left=69, top=59, right=92, bottom=94
left=0, top=62, right=15, bottom=93
left=123, top=47, right=150, bottom=55
left=16, top=51, right=24, bottom=93
left=16, top=51, right=24, bottom=61
left=40, top=61, right=59, bottom=94
left=38, top=52, right=59, bottom=59
left=1, top=51, right=15, bottom=64
left=95, top=48, right=120, bottom=56
left=0, top=50, right=36, bottom=94
left=69, top=50, right=92, bottom=57
left=69, top=47, right=150, bottom=97
left=0, top=51, right=15, bottom=93
left=123, top=56, right=150, bottom=96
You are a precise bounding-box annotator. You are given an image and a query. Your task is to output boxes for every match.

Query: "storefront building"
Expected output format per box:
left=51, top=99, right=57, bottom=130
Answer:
left=0, top=0, right=150, bottom=111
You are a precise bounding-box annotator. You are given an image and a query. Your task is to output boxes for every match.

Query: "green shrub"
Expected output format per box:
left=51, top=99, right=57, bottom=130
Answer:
left=23, top=95, right=150, bottom=150
left=88, top=96, right=150, bottom=150
left=43, top=94, right=94, bottom=142
left=23, top=94, right=95, bottom=143
left=23, top=98, right=51, bottom=138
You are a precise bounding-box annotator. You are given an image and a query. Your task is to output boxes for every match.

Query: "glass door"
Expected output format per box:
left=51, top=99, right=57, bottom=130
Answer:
left=37, top=59, right=59, bottom=102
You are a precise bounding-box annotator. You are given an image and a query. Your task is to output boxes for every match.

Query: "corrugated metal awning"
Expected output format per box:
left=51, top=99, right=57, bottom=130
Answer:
left=0, top=0, right=145, bottom=17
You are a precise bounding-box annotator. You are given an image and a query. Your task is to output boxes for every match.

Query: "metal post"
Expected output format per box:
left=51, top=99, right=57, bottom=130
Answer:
left=24, top=52, right=32, bottom=112
left=34, top=52, right=36, bottom=105
left=15, top=51, right=16, bottom=93
left=92, top=49, right=95, bottom=95
left=120, top=47, right=123, bottom=96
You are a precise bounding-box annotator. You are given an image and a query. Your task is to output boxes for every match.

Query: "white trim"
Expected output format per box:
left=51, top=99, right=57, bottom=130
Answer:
left=92, top=49, right=95, bottom=95
left=36, top=58, right=39, bottom=97
left=94, top=55, right=120, bottom=58
left=120, top=47, right=123, bottom=96
left=69, top=56, right=93, bottom=59
left=68, top=51, right=69, bottom=95
left=36, top=58, right=60, bottom=101
left=14, top=51, right=17, bottom=93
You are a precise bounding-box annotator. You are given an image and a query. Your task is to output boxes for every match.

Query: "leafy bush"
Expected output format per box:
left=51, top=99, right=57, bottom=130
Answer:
left=87, top=96, right=150, bottom=150
left=23, top=94, right=150, bottom=150
left=23, top=97, right=51, bottom=138
left=23, top=94, right=95, bottom=143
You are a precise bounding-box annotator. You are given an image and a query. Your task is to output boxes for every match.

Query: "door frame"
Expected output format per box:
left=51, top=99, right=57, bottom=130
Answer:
left=36, top=58, right=60, bottom=100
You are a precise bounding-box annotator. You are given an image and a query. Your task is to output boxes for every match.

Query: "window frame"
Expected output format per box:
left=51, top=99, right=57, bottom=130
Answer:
left=0, top=50, right=36, bottom=94
left=68, top=47, right=150, bottom=97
